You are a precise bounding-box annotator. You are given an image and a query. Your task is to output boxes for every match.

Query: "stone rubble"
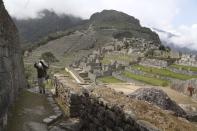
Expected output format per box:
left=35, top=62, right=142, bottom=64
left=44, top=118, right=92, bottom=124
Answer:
left=129, top=88, right=186, bottom=117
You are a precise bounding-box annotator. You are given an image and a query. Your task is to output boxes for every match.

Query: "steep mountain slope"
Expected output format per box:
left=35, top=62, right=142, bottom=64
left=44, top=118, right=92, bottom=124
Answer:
left=25, top=10, right=162, bottom=66
left=13, top=9, right=83, bottom=43
left=90, top=10, right=141, bottom=29
left=90, top=10, right=161, bottom=45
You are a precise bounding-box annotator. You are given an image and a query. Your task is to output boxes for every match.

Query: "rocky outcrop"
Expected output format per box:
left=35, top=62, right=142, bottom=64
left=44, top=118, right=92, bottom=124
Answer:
left=90, top=10, right=161, bottom=45
left=129, top=88, right=186, bottom=117
left=0, top=1, right=26, bottom=130
left=90, top=10, right=140, bottom=29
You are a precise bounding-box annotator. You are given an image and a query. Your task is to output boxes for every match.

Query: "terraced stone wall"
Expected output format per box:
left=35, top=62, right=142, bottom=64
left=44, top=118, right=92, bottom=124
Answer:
left=54, top=75, right=160, bottom=131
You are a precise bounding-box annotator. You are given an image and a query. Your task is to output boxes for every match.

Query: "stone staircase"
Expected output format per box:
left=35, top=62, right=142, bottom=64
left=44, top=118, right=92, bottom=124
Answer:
left=67, top=67, right=93, bottom=84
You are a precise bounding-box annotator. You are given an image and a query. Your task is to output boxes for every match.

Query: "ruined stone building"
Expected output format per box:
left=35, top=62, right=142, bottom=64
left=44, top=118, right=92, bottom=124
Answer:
left=177, top=54, right=197, bottom=67
left=0, top=0, right=26, bottom=130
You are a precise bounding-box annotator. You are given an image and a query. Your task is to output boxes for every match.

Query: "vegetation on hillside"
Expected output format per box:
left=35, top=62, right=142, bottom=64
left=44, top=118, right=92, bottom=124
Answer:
left=13, top=9, right=83, bottom=43
left=23, top=31, right=74, bottom=51
left=133, top=65, right=197, bottom=80
left=102, top=53, right=136, bottom=64
left=40, top=51, right=59, bottom=64
left=171, top=64, right=197, bottom=72
left=122, top=71, right=169, bottom=86
left=98, top=76, right=124, bottom=83
left=90, top=10, right=161, bottom=44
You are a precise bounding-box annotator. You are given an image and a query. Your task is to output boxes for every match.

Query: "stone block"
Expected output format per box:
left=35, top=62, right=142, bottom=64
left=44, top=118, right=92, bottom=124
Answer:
left=136, top=120, right=160, bottom=131
left=43, top=118, right=53, bottom=125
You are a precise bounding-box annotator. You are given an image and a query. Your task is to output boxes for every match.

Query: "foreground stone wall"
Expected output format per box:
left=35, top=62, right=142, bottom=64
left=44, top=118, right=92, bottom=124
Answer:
left=54, top=75, right=159, bottom=131
left=54, top=74, right=197, bottom=131
left=0, top=1, right=26, bottom=130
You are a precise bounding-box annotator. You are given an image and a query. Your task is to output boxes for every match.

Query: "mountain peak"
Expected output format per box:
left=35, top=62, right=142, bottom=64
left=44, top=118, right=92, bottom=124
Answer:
left=90, top=10, right=140, bottom=30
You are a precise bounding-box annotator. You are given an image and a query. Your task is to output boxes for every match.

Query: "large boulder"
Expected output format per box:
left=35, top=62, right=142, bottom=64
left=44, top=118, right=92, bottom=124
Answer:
left=129, top=88, right=186, bottom=117
left=0, top=0, right=26, bottom=130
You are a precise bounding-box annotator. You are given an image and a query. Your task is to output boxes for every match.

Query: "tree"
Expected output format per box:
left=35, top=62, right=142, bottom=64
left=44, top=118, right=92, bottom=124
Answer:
left=166, top=46, right=171, bottom=52
left=159, top=45, right=166, bottom=51
left=40, top=52, right=59, bottom=64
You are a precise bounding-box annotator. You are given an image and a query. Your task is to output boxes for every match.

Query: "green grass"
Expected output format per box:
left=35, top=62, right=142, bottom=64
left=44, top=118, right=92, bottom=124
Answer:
left=98, top=76, right=124, bottom=83
left=122, top=71, right=169, bottom=87
left=102, top=53, right=134, bottom=64
left=171, top=64, right=197, bottom=72
left=133, top=65, right=197, bottom=80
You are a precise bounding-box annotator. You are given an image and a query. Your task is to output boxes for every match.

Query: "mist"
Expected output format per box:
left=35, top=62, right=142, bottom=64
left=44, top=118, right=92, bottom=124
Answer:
left=4, top=0, right=197, bottom=50
left=13, top=9, right=83, bottom=43
left=155, top=25, right=197, bottom=51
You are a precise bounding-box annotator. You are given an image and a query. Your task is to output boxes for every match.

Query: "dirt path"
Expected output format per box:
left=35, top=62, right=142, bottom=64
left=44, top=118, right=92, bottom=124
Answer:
left=7, top=89, right=54, bottom=131
left=107, top=83, right=197, bottom=112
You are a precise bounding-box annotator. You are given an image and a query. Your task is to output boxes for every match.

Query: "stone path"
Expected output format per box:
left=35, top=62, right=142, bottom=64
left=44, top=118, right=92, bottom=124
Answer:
left=7, top=85, right=80, bottom=131
left=7, top=88, right=53, bottom=131
left=7, top=86, right=64, bottom=131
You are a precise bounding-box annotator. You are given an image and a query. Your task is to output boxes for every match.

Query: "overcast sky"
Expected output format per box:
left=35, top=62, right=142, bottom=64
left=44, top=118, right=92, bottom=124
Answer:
left=3, top=0, right=197, bottom=50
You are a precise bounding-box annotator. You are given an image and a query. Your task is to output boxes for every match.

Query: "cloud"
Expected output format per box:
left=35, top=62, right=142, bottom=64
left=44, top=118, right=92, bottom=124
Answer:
left=4, top=0, right=179, bottom=28
left=171, top=24, right=197, bottom=49
left=156, top=24, right=197, bottom=50
left=4, top=0, right=197, bottom=50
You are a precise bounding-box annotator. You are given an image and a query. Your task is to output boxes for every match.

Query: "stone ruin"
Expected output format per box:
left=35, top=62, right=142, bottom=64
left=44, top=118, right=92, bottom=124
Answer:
left=0, top=1, right=26, bottom=130
left=71, top=37, right=160, bottom=83
left=176, top=54, right=197, bottom=67
left=52, top=74, right=197, bottom=131
left=139, top=58, right=169, bottom=68
left=123, top=37, right=158, bottom=52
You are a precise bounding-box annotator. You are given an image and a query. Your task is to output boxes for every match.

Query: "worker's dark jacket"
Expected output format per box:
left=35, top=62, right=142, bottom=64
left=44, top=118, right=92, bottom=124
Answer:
left=34, top=61, right=48, bottom=78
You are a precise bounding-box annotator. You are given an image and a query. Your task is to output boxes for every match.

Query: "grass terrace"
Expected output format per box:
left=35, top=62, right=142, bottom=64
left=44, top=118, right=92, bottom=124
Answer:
left=133, top=65, right=197, bottom=80
left=102, top=53, right=136, bottom=64
left=122, top=71, right=169, bottom=87
left=98, top=76, right=124, bottom=83
left=171, top=64, right=197, bottom=72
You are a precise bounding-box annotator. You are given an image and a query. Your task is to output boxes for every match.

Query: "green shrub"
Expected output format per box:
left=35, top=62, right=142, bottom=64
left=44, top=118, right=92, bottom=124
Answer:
left=122, top=71, right=169, bottom=87
left=40, top=52, right=59, bottom=64
left=162, top=81, right=169, bottom=87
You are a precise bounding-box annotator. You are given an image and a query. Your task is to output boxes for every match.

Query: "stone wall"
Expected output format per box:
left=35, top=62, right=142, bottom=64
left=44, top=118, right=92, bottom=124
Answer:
left=139, top=58, right=168, bottom=68
left=53, top=75, right=160, bottom=131
left=168, top=67, right=197, bottom=76
left=112, top=72, right=135, bottom=83
left=88, top=72, right=97, bottom=82
left=53, top=74, right=197, bottom=131
left=176, top=54, right=197, bottom=67
left=0, top=1, right=26, bottom=130
left=125, top=67, right=176, bottom=82
left=112, top=72, right=145, bottom=85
